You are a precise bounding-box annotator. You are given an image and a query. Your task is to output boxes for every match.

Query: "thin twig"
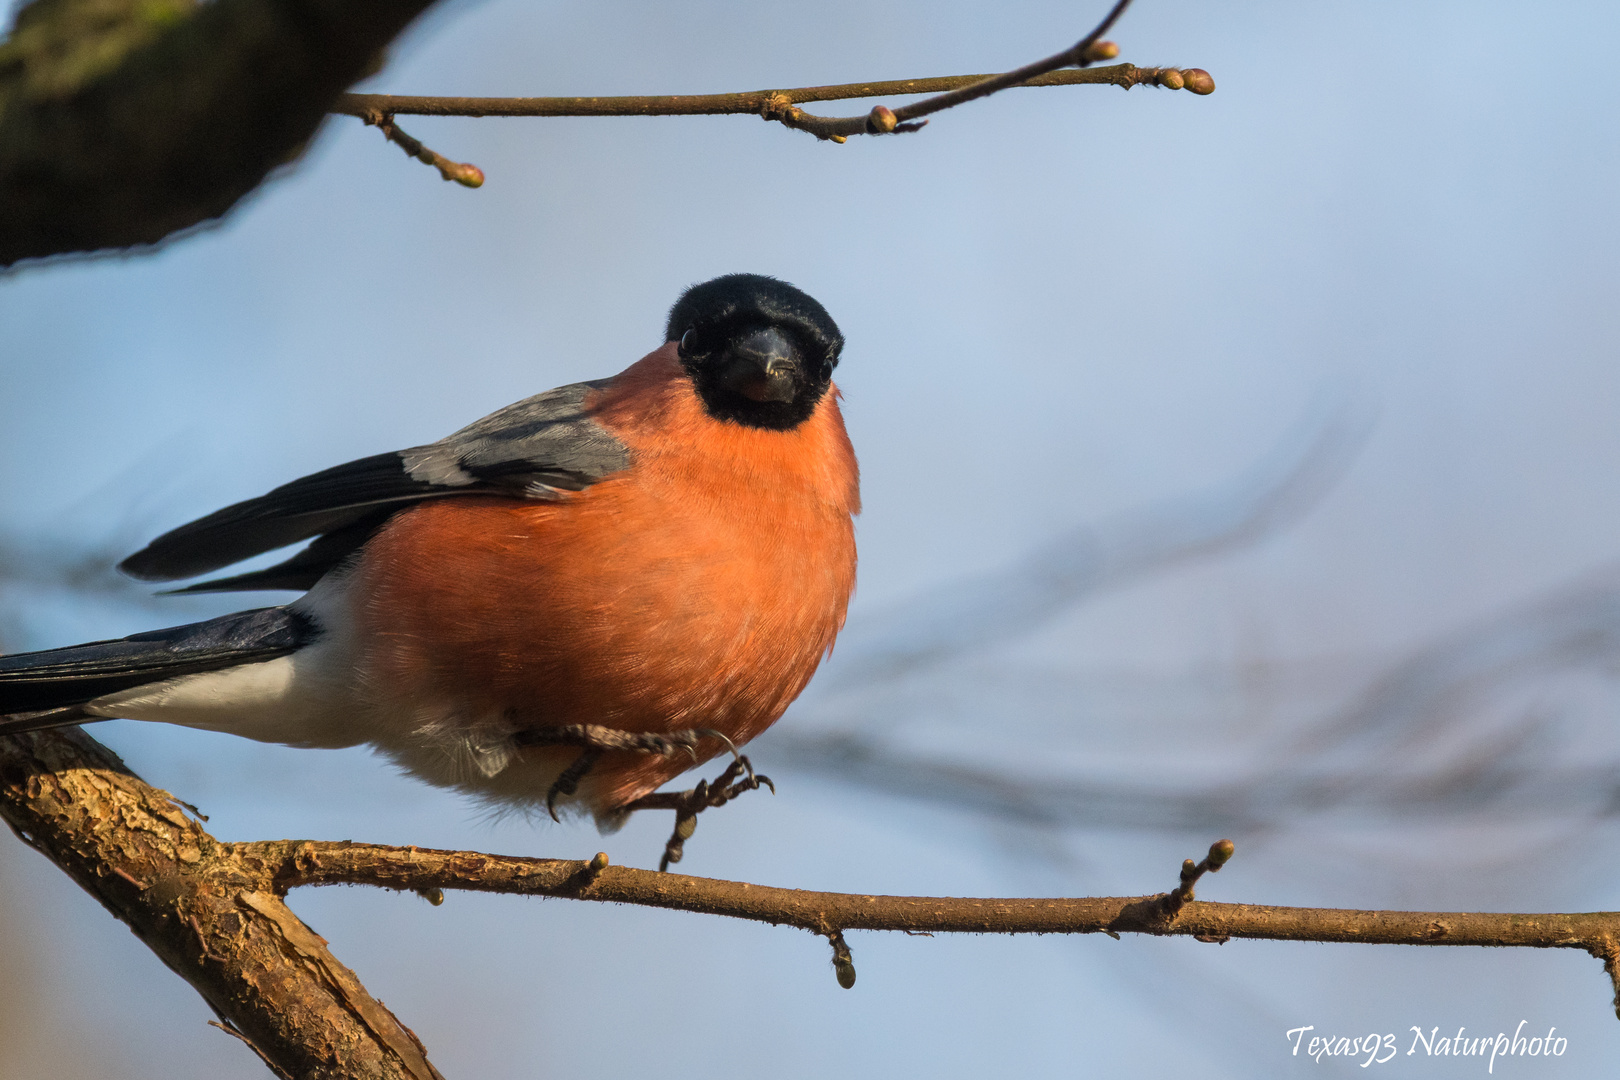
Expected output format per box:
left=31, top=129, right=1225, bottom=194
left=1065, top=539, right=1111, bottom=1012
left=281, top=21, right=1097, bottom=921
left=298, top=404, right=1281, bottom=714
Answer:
left=341, top=60, right=1210, bottom=179
left=365, top=114, right=484, bottom=187
left=336, top=64, right=1211, bottom=123
left=336, top=0, right=1215, bottom=179
left=1159, top=838, right=1235, bottom=919
left=884, top=0, right=1135, bottom=126
left=1600, top=940, right=1620, bottom=1021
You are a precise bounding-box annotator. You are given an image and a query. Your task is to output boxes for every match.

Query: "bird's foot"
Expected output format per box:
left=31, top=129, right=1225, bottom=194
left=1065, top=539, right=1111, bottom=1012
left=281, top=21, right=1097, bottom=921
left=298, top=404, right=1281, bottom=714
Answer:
left=622, top=755, right=776, bottom=872
left=513, top=723, right=743, bottom=822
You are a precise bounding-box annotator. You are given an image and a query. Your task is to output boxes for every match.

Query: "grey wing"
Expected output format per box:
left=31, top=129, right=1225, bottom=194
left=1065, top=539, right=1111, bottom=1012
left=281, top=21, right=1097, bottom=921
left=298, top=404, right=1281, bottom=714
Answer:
left=119, top=380, right=631, bottom=592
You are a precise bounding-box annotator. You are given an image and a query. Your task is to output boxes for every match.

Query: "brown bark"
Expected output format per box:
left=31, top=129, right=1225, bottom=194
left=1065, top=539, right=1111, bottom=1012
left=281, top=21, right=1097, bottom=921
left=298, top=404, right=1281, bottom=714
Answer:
left=334, top=0, right=1213, bottom=148
left=6, top=721, right=1620, bottom=1080
left=250, top=837, right=1620, bottom=954
left=336, top=62, right=1214, bottom=185
left=334, top=64, right=1210, bottom=121
left=0, top=728, right=444, bottom=1080
left=0, top=0, right=440, bottom=266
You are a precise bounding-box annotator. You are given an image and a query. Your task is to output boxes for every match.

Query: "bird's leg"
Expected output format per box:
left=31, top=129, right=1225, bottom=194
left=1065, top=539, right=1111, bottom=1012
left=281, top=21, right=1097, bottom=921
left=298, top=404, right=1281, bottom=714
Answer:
left=620, top=755, right=775, bottom=872
left=513, top=723, right=743, bottom=822
left=514, top=722, right=728, bottom=757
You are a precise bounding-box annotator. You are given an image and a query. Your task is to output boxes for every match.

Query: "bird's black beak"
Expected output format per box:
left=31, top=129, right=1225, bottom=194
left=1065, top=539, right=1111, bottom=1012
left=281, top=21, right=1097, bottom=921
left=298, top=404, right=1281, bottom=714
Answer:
left=719, top=327, right=799, bottom=404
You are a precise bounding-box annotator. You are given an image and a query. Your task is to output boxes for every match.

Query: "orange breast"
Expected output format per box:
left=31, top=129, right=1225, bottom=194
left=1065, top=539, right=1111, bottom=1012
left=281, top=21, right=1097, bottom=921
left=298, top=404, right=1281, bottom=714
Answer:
left=349, top=345, right=859, bottom=809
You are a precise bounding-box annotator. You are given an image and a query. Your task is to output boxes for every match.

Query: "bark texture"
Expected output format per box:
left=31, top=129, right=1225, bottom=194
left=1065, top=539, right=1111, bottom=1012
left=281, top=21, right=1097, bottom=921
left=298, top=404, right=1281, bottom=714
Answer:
left=249, top=837, right=1620, bottom=952
left=0, top=0, right=438, bottom=265
left=7, top=718, right=1620, bottom=1078
left=0, top=728, right=444, bottom=1080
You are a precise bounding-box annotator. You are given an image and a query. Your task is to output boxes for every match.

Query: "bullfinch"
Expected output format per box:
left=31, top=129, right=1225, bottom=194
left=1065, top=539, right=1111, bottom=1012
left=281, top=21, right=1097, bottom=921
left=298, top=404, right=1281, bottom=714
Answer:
left=0, top=274, right=859, bottom=846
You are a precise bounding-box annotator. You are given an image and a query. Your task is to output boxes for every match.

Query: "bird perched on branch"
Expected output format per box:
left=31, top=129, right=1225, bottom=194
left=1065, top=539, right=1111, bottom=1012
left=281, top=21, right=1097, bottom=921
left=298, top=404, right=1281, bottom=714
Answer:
left=0, top=274, right=859, bottom=861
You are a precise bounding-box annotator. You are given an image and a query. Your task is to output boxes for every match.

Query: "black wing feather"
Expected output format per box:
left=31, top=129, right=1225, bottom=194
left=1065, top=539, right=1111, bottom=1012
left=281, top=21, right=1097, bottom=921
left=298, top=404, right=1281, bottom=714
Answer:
left=120, top=454, right=437, bottom=582
left=120, top=380, right=631, bottom=587
left=159, top=508, right=402, bottom=594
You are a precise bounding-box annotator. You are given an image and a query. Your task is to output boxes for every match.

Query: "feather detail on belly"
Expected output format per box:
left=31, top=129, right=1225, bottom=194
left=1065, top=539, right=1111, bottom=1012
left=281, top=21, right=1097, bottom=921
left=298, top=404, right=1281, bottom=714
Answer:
left=349, top=353, right=858, bottom=812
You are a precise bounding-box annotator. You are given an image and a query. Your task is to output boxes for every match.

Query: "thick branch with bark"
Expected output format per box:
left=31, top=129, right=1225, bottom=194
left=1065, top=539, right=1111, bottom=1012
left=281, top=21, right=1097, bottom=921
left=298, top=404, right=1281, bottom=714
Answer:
left=0, top=0, right=439, bottom=266
left=0, top=728, right=442, bottom=1080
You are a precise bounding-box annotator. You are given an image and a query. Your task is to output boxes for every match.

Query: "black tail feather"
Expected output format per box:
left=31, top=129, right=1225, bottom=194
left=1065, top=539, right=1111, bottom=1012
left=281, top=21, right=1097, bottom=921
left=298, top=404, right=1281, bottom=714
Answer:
left=0, top=705, right=101, bottom=737
left=0, top=607, right=316, bottom=716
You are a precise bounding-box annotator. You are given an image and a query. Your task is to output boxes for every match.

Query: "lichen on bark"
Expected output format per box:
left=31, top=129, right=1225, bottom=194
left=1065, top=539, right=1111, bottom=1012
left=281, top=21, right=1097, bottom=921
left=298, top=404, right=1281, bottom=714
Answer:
left=0, top=0, right=438, bottom=265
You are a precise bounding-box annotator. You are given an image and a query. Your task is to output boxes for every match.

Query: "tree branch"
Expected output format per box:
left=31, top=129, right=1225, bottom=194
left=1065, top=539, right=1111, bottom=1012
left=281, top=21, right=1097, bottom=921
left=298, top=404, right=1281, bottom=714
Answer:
left=0, top=728, right=445, bottom=1080
left=0, top=0, right=441, bottom=266
left=335, top=63, right=1212, bottom=125
left=251, top=837, right=1620, bottom=1012
left=368, top=113, right=484, bottom=188
left=0, top=0, right=1214, bottom=254
left=860, top=0, right=1135, bottom=135
left=7, top=723, right=1620, bottom=1080
left=337, top=63, right=1213, bottom=182
left=334, top=0, right=1213, bottom=180
left=245, top=837, right=1620, bottom=957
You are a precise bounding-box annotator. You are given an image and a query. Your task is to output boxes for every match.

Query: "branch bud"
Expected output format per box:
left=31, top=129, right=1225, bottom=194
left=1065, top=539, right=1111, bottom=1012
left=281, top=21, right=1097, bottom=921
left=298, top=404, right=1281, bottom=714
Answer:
left=441, top=162, right=485, bottom=188
left=829, top=929, right=857, bottom=988
left=578, top=850, right=610, bottom=885
left=1207, top=838, right=1235, bottom=868
left=1181, top=68, right=1215, bottom=95
left=1156, top=69, right=1185, bottom=91
left=1081, top=41, right=1119, bottom=62
left=867, top=105, right=898, bottom=134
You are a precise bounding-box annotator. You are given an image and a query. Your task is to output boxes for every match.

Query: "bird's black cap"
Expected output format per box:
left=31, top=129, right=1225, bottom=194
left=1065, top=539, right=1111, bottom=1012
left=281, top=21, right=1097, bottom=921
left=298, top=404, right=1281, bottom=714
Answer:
left=667, top=274, right=844, bottom=431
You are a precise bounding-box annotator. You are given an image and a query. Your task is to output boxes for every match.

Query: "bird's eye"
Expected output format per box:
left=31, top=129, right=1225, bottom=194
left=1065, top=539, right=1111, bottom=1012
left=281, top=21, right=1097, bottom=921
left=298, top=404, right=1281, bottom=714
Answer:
left=820, top=359, right=834, bottom=381
left=678, top=328, right=698, bottom=357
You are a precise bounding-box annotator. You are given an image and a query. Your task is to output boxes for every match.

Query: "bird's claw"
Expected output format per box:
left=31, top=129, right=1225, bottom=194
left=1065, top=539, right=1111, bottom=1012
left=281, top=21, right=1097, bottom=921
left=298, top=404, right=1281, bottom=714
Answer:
left=520, top=724, right=743, bottom=821
left=622, top=754, right=775, bottom=871
left=544, top=747, right=603, bottom=822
